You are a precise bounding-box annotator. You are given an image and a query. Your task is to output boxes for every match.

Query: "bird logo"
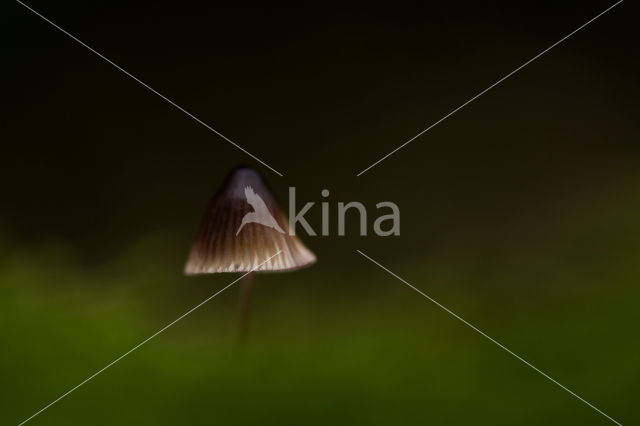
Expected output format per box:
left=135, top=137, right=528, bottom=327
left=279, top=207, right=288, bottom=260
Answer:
left=236, top=186, right=286, bottom=235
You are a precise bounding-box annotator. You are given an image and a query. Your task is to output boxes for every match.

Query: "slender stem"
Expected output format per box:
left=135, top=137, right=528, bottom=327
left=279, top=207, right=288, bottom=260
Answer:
left=238, top=271, right=255, bottom=344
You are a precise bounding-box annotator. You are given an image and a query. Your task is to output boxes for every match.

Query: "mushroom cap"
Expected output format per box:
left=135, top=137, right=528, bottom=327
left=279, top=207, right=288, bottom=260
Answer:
left=184, top=166, right=316, bottom=274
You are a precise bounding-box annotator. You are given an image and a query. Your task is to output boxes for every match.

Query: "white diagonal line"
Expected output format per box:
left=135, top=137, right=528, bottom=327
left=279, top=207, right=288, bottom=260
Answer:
left=356, top=250, right=623, bottom=425
left=17, top=251, right=283, bottom=426
left=15, top=0, right=284, bottom=177
left=356, top=0, right=624, bottom=176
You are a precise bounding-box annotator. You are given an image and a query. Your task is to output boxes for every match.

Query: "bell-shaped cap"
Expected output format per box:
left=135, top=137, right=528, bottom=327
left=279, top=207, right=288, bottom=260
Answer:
left=184, top=166, right=316, bottom=274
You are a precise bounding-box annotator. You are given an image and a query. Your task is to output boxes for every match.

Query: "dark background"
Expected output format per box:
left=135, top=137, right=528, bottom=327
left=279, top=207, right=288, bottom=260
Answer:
left=3, top=1, right=639, bottom=425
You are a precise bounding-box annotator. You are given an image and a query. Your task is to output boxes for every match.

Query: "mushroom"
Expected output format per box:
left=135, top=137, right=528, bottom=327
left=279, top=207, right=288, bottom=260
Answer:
left=184, top=166, right=316, bottom=339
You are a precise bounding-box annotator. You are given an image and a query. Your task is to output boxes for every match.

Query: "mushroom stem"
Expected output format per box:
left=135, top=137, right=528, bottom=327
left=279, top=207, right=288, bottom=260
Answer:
left=238, top=271, right=255, bottom=343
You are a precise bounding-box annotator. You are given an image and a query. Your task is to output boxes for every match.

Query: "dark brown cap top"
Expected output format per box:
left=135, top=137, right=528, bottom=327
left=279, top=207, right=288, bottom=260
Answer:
left=184, top=167, right=316, bottom=274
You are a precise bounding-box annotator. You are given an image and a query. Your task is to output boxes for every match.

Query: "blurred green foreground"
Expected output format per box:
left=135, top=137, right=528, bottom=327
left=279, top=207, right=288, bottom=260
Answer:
left=1, top=223, right=639, bottom=425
